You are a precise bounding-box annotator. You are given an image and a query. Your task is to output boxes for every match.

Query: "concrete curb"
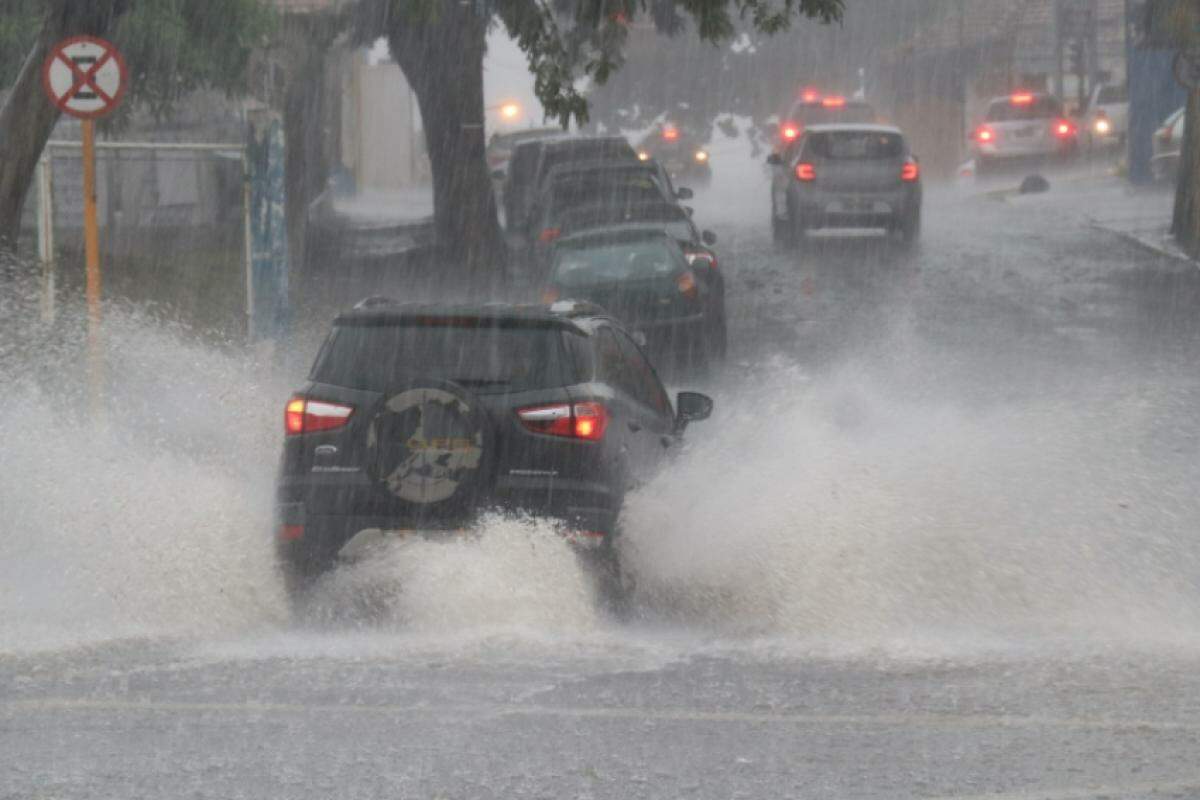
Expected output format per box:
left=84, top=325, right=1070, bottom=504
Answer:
left=1087, top=220, right=1196, bottom=268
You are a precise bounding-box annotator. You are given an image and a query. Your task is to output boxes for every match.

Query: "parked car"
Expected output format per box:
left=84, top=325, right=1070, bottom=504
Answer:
left=486, top=127, right=563, bottom=203
left=767, top=124, right=922, bottom=249
left=275, top=299, right=714, bottom=609
left=1151, top=106, right=1185, bottom=182
left=524, top=160, right=678, bottom=263
left=501, top=136, right=638, bottom=234
left=969, top=92, right=1079, bottom=173
left=549, top=201, right=726, bottom=359
left=1082, top=82, right=1129, bottom=151
left=635, top=124, right=713, bottom=186
left=542, top=229, right=720, bottom=371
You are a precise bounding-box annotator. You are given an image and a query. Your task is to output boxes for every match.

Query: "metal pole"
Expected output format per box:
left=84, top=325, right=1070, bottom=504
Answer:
left=36, top=155, right=57, bottom=323
left=82, top=119, right=103, bottom=416
left=242, top=147, right=255, bottom=340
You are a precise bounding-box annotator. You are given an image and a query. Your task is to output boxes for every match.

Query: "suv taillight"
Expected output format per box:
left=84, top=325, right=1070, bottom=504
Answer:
left=1052, top=119, right=1075, bottom=138
left=901, top=160, right=919, bottom=181
left=517, top=402, right=609, bottom=441
left=795, top=162, right=815, bottom=181
left=285, top=396, right=354, bottom=435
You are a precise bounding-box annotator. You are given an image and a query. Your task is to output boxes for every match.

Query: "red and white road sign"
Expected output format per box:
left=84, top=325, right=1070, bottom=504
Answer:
left=41, top=36, right=127, bottom=120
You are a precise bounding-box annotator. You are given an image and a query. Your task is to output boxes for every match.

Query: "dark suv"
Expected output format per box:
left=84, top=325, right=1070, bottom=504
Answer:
left=275, top=300, right=713, bottom=604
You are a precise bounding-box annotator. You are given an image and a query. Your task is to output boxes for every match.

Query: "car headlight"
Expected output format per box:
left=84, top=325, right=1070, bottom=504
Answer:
left=1094, top=118, right=1111, bottom=135
left=637, top=150, right=650, bottom=161
left=694, top=150, right=709, bottom=163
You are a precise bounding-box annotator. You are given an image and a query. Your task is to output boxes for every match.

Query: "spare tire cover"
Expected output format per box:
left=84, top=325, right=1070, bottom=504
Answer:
left=366, top=385, right=486, bottom=505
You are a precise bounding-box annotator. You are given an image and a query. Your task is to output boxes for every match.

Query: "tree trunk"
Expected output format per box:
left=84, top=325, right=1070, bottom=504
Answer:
left=1171, top=89, right=1200, bottom=258
left=0, top=1, right=127, bottom=256
left=386, top=3, right=507, bottom=295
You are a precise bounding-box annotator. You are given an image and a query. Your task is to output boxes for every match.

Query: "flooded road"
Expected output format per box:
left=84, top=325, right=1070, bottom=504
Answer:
left=4, top=167, right=1200, bottom=798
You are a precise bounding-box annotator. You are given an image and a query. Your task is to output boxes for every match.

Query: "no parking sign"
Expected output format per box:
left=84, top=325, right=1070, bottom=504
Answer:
left=41, top=35, right=127, bottom=119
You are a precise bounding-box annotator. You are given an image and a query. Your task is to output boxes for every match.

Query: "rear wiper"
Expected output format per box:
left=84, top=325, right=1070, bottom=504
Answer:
left=453, top=378, right=511, bottom=388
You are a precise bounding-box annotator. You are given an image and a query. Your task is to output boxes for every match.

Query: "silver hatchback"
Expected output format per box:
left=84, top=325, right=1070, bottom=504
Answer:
left=969, top=93, right=1079, bottom=173
left=767, top=124, right=922, bottom=250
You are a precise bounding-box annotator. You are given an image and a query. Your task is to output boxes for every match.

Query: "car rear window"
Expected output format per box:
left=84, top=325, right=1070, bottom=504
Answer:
left=804, top=131, right=904, bottom=160
left=986, top=96, right=1062, bottom=121
left=558, top=202, right=695, bottom=241
left=538, top=140, right=636, bottom=179
left=551, top=235, right=683, bottom=286
left=787, top=102, right=876, bottom=126
left=548, top=170, right=669, bottom=214
left=311, top=323, right=567, bottom=393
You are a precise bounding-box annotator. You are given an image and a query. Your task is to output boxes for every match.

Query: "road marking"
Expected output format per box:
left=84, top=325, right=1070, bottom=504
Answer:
left=927, top=776, right=1200, bottom=800
left=5, top=697, right=1200, bottom=735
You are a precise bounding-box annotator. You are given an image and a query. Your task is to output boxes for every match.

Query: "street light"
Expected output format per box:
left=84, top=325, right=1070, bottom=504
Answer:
left=499, top=101, right=521, bottom=121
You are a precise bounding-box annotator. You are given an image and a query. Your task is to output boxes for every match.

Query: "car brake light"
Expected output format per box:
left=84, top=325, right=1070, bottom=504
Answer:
left=676, top=269, right=698, bottom=299
left=1011, top=92, right=1034, bottom=105
left=517, top=402, right=610, bottom=441
left=285, top=396, right=354, bottom=435
left=901, top=160, right=919, bottom=181
left=538, top=227, right=561, bottom=243
left=800, top=88, right=821, bottom=103
left=1053, top=119, right=1074, bottom=138
left=781, top=122, right=800, bottom=141
left=975, top=126, right=994, bottom=143
left=795, top=162, right=815, bottom=181
left=541, top=286, right=560, bottom=303
left=662, top=126, right=679, bottom=141
left=821, top=96, right=846, bottom=108
left=278, top=524, right=304, bottom=541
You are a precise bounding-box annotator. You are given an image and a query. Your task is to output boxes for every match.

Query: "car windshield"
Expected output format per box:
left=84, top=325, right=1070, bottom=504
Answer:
left=804, top=130, right=904, bottom=159
left=311, top=323, right=564, bottom=392
left=986, top=96, right=1062, bottom=121
left=551, top=236, right=681, bottom=286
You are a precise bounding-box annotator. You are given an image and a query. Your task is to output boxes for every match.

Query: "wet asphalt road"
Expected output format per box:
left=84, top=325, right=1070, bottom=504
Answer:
left=4, top=170, right=1200, bottom=799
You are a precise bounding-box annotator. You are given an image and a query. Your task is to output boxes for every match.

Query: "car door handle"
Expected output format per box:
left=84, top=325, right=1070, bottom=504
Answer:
left=628, top=421, right=642, bottom=433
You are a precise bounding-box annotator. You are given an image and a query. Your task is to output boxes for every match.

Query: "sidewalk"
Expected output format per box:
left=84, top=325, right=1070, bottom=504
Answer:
left=1080, top=179, right=1192, bottom=264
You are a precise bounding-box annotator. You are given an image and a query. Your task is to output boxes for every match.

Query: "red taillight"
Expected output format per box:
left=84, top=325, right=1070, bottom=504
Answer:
left=901, top=160, right=920, bottom=181
left=538, top=227, right=561, bottom=243
left=781, top=122, right=800, bottom=141
left=800, top=88, right=821, bottom=103
left=284, top=396, right=354, bottom=436
left=676, top=269, right=698, bottom=300
left=278, top=524, right=304, bottom=541
left=662, top=126, right=679, bottom=141
left=541, top=286, right=560, bottom=304
left=1053, top=119, right=1075, bottom=138
left=975, top=126, right=994, bottom=143
left=821, top=96, right=846, bottom=108
left=1011, top=92, right=1034, bottom=105
left=517, top=402, right=610, bottom=442
left=795, top=162, right=815, bottom=181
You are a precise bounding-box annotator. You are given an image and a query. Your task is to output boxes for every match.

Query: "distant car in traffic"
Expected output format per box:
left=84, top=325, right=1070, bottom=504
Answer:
left=969, top=92, right=1079, bottom=173
left=635, top=124, right=713, bottom=186
left=774, top=94, right=877, bottom=159
left=274, top=299, right=713, bottom=611
left=1081, top=82, right=1128, bottom=151
left=487, top=127, right=564, bottom=202
left=501, top=136, right=638, bottom=234
left=543, top=229, right=721, bottom=371
left=1151, top=106, right=1184, bottom=183
left=767, top=124, right=922, bottom=249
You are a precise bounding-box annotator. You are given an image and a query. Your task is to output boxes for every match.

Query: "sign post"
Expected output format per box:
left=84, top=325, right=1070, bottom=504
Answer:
left=41, top=36, right=127, bottom=414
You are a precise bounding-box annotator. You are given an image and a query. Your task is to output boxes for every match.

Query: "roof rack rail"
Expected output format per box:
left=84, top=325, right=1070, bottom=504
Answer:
left=353, top=296, right=399, bottom=309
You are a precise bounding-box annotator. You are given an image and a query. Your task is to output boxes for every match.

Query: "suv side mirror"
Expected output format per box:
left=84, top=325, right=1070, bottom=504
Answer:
left=676, top=187, right=694, bottom=200
left=676, top=391, right=713, bottom=426
left=766, top=153, right=782, bottom=166
left=701, top=230, right=717, bottom=246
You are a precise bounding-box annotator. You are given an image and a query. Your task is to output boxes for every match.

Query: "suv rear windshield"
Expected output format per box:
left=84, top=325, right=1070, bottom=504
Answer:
left=312, top=322, right=567, bottom=393
left=986, top=96, right=1062, bottom=121
left=804, top=131, right=904, bottom=160
left=552, top=234, right=683, bottom=287
left=548, top=169, right=669, bottom=214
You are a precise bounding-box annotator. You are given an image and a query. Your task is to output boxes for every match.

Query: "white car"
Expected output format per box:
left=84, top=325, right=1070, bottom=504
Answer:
left=969, top=92, right=1079, bottom=173
left=1083, top=83, right=1129, bottom=149
left=1151, top=107, right=1185, bottom=182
